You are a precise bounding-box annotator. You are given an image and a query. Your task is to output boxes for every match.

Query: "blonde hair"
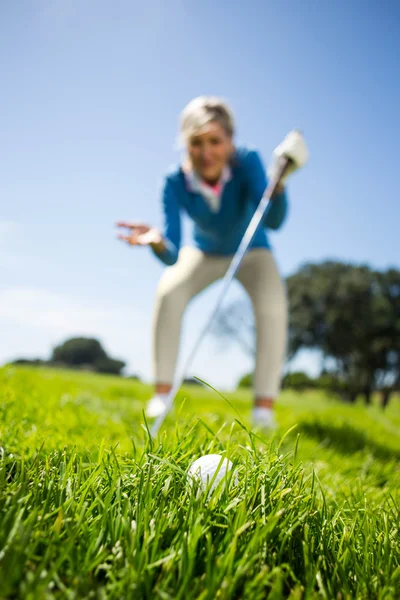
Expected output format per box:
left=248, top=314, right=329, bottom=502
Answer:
left=179, top=96, right=235, bottom=146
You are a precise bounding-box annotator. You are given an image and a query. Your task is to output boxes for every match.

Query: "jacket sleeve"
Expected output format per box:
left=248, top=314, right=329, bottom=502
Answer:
left=243, top=149, right=289, bottom=231
left=151, top=176, right=181, bottom=266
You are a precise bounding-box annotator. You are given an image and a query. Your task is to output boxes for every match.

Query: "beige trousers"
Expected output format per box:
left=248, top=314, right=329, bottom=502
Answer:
left=152, top=246, right=288, bottom=397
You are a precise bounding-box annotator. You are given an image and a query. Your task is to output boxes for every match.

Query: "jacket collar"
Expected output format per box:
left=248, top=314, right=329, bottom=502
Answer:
left=183, top=165, right=232, bottom=213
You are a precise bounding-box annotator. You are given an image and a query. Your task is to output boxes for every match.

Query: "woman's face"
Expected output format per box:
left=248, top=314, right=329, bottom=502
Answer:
left=187, top=121, right=233, bottom=183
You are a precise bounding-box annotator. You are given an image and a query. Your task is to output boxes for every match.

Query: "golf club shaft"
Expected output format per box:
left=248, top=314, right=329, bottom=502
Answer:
left=150, top=156, right=291, bottom=438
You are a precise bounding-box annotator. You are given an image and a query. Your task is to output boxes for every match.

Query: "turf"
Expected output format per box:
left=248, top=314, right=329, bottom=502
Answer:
left=0, top=366, right=399, bottom=599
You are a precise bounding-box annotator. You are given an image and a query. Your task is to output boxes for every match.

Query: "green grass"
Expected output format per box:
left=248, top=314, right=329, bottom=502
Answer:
left=0, top=366, right=399, bottom=599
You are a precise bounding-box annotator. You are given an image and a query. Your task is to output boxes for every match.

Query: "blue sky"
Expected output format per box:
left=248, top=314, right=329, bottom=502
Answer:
left=1, top=0, right=399, bottom=390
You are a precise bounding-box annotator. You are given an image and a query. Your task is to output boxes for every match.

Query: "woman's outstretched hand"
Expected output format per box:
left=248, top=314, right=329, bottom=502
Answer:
left=116, top=222, right=166, bottom=253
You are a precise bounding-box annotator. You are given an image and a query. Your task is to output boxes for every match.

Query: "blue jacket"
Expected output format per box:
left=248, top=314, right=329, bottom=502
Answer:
left=153, top=145, right=288, bottom=266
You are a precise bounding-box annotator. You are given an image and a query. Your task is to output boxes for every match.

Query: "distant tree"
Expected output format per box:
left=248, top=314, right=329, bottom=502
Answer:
left=10, top=358, right=47, bottom=366
left=239, top=371, right=315, bottom=392
left=51, top=337, right=126, bottom=376
left=238, top=373, right=252, bottom=388
left=287, top=263, right=400, bottom=406
left=282, top=371, right=314, bottom=392
left=94, top=358, right=126, bottom=376
left=8, top=337, right=128, bottom=377
left=51, top=338, right=108, bottom=366
left=212, top=299, right=255, bottom=358
left=373, top=269, right=400, bottom=408
left=313, top=372, right=350, bottom=398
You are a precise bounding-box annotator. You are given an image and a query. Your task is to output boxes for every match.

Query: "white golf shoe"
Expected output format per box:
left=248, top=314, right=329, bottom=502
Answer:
left=145, top=394, right=168, bottom=418
left=252, top=407, right=277, bottom=431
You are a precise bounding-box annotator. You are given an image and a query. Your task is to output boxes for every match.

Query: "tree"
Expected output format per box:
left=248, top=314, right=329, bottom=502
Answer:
left=52, top=337, right=108, bottom=366
left=238, top=371, right=315, bottom=391
left=238, top=373, right=252, bottom=388
left=282, top=371, right=315, bottom=392
left=211, top=299, right=256, bottom=358
left=287, top=263, right=399, bottom=405
left=373, top=269, right=400, bottom=407
left=95, top=358, right=126, bottom=375
left=51, top=337, right=126, bottom=375
left=10, top=358, right=47, bottom=366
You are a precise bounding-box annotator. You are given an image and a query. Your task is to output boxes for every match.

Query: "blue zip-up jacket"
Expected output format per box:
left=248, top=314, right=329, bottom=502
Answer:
left=153, top=145, right=288, bottom=266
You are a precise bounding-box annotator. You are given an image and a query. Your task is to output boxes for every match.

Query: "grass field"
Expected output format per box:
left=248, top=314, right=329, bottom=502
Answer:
left=0, top=366, right=399, bottom=599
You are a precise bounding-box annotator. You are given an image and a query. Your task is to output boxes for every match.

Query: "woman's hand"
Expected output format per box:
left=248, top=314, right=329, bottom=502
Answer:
left=272, top=182, right=285, bottom=197
left=268, top=130, right=309, bottom=186
left=116, top=222, right=166, bottom=253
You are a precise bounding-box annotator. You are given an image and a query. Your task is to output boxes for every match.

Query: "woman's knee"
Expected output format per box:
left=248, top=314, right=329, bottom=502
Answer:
left=155, top=278, right=190, bottom=314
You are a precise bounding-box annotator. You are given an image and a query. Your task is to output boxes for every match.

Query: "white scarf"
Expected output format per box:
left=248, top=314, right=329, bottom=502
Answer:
left=184, top=166, right=232, bottom=213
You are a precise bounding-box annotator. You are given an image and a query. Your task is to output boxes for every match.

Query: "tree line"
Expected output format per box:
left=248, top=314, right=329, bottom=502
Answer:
left=11, top=337, right=128, bottom=376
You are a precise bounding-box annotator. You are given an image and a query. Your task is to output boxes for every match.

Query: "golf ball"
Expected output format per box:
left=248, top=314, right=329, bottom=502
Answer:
left=187, top=454, right=237, bottom=493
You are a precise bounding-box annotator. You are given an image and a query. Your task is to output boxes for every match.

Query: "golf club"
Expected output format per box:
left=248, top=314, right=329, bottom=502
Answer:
left=150, top=153, right=291, bottom=437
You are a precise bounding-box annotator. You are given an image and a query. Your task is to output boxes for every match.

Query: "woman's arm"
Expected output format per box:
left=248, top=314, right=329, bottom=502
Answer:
left=151, top=177, right=182, bottom=266
left=116, top=177, right=181, bottom=266
left=243, top=149, right=288, bottom=231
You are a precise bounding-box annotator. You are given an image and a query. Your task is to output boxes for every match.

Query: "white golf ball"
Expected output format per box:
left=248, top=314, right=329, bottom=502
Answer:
left=187, top=454, right=236, bottom=493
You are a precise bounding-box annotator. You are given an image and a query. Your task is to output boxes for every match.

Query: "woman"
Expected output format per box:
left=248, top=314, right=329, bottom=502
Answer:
left=117, top=96, right=308, bottom=429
